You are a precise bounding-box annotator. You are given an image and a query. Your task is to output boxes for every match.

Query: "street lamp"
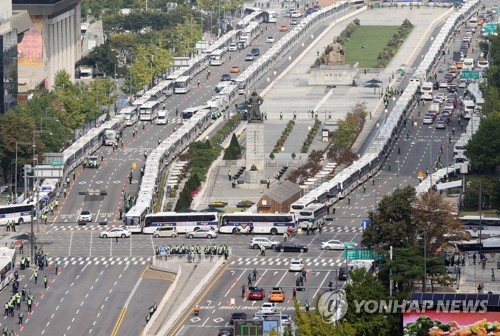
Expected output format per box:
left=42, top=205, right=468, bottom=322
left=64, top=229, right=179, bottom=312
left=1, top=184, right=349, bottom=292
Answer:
left=14, top=141, right=32, bottom=203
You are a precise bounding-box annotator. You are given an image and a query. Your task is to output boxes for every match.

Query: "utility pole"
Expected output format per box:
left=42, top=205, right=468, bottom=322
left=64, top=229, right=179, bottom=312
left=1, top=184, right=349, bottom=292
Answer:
left=389, top=246, right=393, bottom=296
left=479, top=180, right=482, bottom=256
left=423, top=232, right=427, bottom=293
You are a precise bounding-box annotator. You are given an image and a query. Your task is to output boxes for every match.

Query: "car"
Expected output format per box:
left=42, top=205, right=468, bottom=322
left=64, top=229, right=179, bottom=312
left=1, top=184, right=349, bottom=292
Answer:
left=84, top=156, right=100, bottom=168
left=230, top=66, right=240, bottom=73
left=439, top=79, right=448, bottom=88
left=305, top=8, right=314, bottom=15
left=266, top=36, right=275, bottom=43
left=290, top=11, right=302, bottom=18
left=447, top=84, right=457, bottom=93
left=435, top=120, right=447, bottom=129
left=260, top=302, right=276, bottom=314
left=432, top=98, right=443, bottom=106
left=230, top=312, right=247, bottom=324
left=426, top=111, right=438, bottom=119
left=321, top=239, right=348, bottom=250
left=446, top=96, right=457, bottom=107
left=289, top=259, right=304, bottom=272
left=228, top=43, right=238, bottom=51
left=435, top=92, right=446, bottom=102
left=248, top=287, right=265, bottom=300
left=221, top=74, right=231, bottom=81
left=269, top=290, right=285, bottom=302
left=250, top=237, right=280, bottom=249
left=290, top=19, right=298, bottom=25
left=99, top=227, right=131, bottom=238
left=313, top=5, right=321, bottom=11
left=338, top=265, right=353, bottom=280
left=444, top=102, right=454, bottom=111
left=78, top=210, right=92, bottom=222
left=279, top=25, right=288, bottom=32
left=251, top=48, right=260, bottom=56
left=275, top=243, right=308, bottom=253
left=444, top=73, right=454, bottom=82
left=441, top=112, right=451, bottom=121
left=153, top=227, right=177, bottom=238
left=245, top=53, right=254, bottom=61
left=423, top=115, right=434, bottom=124
left=185, top=228, right=218, bottom=239
left=439, top=115, right=449, bottom=124
left=218, top=327, right=234, bottom=336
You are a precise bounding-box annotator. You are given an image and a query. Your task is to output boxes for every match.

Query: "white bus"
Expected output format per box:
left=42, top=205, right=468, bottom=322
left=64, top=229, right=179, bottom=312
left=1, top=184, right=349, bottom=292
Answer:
left=421, top=82, right=434, bottom=100
left=290, top=198, right=317, bottom=213
left=142, top=212, right=219, bottom=234
left=219, top=213, right=296, bottom=235
left=125, top=204, right=150, bottom=233
left=139, top=100, right=160, bottom=121
left=266, top=11, right=278, bottom=23
left=462, top=58, right=474, bottom=71
left=0, top=203, right=33, bottom=225
left=0, top=247, right=16, bottom=290
left=119, top=106, right=139, bottom=126
left=461, top=216, right=500, bottom=239
left=174, top=76, right=192, bottom=94
left=468, top=17, right=478, bottom=28
left=210, top=49, right=227, bottom=66
left=296, top=203, right=328, bottom=229
left=131, top=96, right=151, bottom=109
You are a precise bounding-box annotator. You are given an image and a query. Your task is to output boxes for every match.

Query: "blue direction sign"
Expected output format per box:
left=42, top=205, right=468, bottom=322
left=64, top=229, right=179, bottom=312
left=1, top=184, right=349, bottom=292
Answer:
left=483, top=23, right=497, bottom=35
left=361, top=219, right=369, bottom=230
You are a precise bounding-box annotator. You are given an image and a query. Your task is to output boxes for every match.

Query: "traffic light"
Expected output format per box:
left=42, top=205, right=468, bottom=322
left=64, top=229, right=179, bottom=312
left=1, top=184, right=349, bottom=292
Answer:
left=296, top=287, right=305, bottom=292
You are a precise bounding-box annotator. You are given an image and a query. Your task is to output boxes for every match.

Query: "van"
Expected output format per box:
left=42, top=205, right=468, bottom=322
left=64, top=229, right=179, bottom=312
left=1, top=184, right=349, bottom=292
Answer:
left=463, top=99, right=475, bottom=115
left=156, top=110, right=168, bottom=125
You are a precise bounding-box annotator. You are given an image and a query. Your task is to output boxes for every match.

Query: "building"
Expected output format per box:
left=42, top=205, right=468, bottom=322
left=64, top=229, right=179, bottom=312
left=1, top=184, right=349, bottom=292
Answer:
left=13, top=0, right=81, bottom=95
left=0, top=0, right=30, bottom=113
left=256, top=180, right=303, bottom=213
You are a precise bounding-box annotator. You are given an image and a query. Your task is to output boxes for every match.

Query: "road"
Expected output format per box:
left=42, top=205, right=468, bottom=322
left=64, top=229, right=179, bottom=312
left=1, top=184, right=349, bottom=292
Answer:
left=171, top=7, right=483, bottom=335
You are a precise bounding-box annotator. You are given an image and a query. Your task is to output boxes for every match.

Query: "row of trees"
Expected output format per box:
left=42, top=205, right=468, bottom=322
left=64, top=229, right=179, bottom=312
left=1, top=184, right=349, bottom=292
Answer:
left=377, top=19, right=413, bottom=67
left=0, top=71, right=116, bottom=185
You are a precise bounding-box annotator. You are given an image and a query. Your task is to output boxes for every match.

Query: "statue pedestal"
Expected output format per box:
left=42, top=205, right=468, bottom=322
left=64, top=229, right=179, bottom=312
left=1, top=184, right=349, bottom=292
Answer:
left=308, top=64, right=359, bottom=86
left=245, top=122, right=265, bottom=184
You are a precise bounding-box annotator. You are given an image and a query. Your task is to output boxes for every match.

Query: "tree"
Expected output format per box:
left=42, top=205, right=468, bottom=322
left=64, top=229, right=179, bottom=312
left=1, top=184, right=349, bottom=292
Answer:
left=379, top=247, right=424, bottom=295
left=466, top=112, right=500, bottom=172
left=77, top=42, right=118, bottom=76
left=293, top=300, right=356, bottom=336
left=362, top=186, right=417, bottom=250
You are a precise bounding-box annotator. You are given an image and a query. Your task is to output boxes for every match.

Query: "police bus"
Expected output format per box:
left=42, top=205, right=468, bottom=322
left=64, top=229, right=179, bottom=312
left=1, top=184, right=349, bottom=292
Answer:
left=461, top=215, right=500, bottom=239
left=0, top=203, right=33, bottom=225
left=139, top=100, right=160, bottom=121
left=125, top=204, right=150, bottom=233
left=296, top=203, right=328, bottom=229
left=210, top=49, right=227, bottom=66
left=0, top=247, right=16, bottom=290
left=119, top=106, right=139, bottom=126
left=142, top=212, right=219, bottom=234
left=174, top=76, right=192, bottom=94
left=219, top=213, right=296, bottom=235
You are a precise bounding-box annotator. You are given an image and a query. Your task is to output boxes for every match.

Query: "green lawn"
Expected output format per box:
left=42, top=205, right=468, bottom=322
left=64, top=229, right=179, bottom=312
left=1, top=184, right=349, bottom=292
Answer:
left=344, top=26, right=399, bottom=68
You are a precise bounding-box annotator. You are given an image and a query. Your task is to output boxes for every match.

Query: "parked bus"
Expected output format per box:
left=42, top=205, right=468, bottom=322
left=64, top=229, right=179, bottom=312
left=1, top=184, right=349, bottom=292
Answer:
left=142, top=212, right=219, bottom=234
left=174, top=76, right=192, bottom=94
left=0, top=247, right=16, bottom=290
left=461, top=215, right=500, bottom=239
left=119, top=106, right=139, bottom=126
left=266, top=11, right=278, bottom=23
left=0, top=203, right=33, bottom=225
left=290, top=198, right=317, bottom=213
left=219, top=213, right=296, bottom=235
left=131, top=96, right=151, bottom=109
left=296, top=203, right=328, bottom=229
left=421, top=82, right=434, bottom=100
left=462, top=58, right=474, bottom=71
left=210, top=49, right=227, bottom=66
left=125, top=204, right=150, bottom=233
left=139, top=100, right=160, bottom=121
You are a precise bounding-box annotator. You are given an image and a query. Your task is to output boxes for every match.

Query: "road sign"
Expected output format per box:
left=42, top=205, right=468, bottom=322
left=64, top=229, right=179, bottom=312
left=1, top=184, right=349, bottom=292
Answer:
left=51, top=160, right=62, bottom=166
left=361, top=219, right=369, bottom=230
left=461, top=71, right=480, bottom=79
left=483, top=23, right=497, bottom=34
left=418, top=171, right=424, bottom=178
left=344, top=249, right=375, bottom=260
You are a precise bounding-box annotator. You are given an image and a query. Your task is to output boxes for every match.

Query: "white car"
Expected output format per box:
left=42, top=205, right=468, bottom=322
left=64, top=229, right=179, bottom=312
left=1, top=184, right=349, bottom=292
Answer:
left=245, top=53, right=254, bottom=61
left=423, top=116, right=434, bottom=124
left=78, top=210, right=92, bottom=222
left=321, top=239, right=348, bottom=250
left=289, top=259, right=304, bottom=272
left=250, top=238, right=280, bottom=249
left=185, top=228, right=218, bottom=239
left=260, top=303, right=276, bottom=314
left=228, top=43, right=238, bottom=51
left=266, top=36, right=275, bottom=43
left=99, top=228, right=131, bottom=238
left=290, top=11, right=302, bottom=18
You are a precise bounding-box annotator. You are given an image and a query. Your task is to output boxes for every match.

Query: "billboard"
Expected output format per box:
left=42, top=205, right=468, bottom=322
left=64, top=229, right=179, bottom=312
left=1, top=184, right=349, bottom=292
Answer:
left=18, top=16, right=44, bottom=66
left=403, top=311, right=500, bottom=335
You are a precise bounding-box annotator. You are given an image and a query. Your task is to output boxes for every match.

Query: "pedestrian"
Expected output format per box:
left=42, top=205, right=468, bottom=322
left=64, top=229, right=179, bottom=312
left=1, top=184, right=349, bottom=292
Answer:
left=27, top=298, right=32, bottom=313
left=55, top=261, right=59, bottom=275
left=247, top=273, right=252, bottom=287
left=19, top=242, right=23, bottom=255
left=347, top=196, right=351, bottom=205
left=363, top=184, right=366, bottom=193
left=328, top=279, right=333, bottom=291
left=318, top=223, right=322, bottom=234
left=305, top=300, right=310, bottom=312
left=253, top=268, right=258, bottom=281
left=280, top=112, right=283, bottom=120
left=241, top=285, right=246, bottom=298
left=18, top=312, right=23, bottom=325
left=473, top=253, right=476, bottom=265
left=260, top=244, right=265, bottom=257
left=283, top=232, right=287, bottom=242
left=228, top=171, right=232, bottom=181
left=301, top=269, right=307, bottom=282
left=43, top=276, right=48, bottom=289
left=292, top=288, right=296, bottom=300
left=115, top=236, right=118, bottom=243
left=34, top=271, right=38, bottom=284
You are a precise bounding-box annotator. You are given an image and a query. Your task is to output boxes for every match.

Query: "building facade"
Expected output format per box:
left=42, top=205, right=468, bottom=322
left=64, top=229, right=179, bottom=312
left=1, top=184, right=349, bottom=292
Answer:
left=13, top=0, right=81, bottom=94
left=0, top=0, right=30, bottom=113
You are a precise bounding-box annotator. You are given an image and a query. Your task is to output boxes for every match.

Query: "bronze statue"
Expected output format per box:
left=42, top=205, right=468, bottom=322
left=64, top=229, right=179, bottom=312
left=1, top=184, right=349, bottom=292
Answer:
left=246, top=90, right=264, bottom=122
left=322, top=37, right=346, bottom=65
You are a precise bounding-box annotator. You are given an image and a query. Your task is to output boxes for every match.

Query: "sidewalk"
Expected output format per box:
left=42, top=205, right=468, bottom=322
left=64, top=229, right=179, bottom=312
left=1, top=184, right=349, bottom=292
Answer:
left=459, top=253, right=500, bottom=294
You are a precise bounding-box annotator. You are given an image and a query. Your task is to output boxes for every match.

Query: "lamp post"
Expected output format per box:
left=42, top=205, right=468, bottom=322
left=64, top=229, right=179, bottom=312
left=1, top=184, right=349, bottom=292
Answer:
left=15, top=141, right=32, bottom=203
left=423, top=231, right=427, bottom=293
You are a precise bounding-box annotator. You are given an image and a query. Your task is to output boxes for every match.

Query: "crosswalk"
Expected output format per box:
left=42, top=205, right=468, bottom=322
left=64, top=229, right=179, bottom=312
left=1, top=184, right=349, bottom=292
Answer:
left=230, top=257, right=345, bottom=268
left=48, top=224, right=363, bottom=233
left=48, top=256, right=152, bottom=266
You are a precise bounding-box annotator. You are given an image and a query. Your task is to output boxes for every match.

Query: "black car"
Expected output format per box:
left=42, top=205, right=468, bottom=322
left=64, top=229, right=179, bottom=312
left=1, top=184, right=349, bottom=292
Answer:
left=251, top=47, right=260, bottom=57
left=230, top=312, right=247, bottom=324
left=221, top=74, right=231, bottom=81
left=338, top=265, right=353, bottom=280
left=218, top=326, right=234, bottom=336
left=275, top=243, right=308, bottom=253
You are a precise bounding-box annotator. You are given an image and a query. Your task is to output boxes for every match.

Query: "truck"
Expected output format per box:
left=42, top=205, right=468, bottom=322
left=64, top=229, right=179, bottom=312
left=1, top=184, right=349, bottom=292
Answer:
left=103, top=129, right=118, bottom=146
left=84, top=156, right=100, bottom=169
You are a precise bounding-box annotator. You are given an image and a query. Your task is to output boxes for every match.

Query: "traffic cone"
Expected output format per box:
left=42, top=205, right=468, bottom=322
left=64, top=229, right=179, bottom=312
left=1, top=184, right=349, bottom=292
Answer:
left=19, top=324, right=23, bottom=331
left=34, top=302, right=38, bottom=308
left=27, top=312, right=31, bottom=318
left=40, top=291, right=44, bottom=298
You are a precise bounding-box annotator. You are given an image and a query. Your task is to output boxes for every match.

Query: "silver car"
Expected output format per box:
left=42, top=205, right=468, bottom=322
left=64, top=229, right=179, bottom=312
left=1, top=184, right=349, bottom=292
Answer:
left=185, top=228, right=218, bottom=239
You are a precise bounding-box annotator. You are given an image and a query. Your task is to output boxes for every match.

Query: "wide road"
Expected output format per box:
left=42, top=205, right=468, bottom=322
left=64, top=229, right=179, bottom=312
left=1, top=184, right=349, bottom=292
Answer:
left=171, top=7, right=484, bottom=335
left=51, top=16, right=293, bottom=229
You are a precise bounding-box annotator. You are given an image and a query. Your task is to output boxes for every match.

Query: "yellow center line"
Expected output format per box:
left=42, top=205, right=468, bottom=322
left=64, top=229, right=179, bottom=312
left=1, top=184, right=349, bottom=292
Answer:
left=111, top=307, right=127, bottom=336
left=170, top=263, right=229, bottom=335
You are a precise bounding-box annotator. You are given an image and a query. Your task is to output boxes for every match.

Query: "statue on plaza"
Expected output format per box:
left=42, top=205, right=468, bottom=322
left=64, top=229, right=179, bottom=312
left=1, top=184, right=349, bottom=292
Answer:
left=322, top=37, right=346, bottom=65
left=246, top=90, right=264, bottom=123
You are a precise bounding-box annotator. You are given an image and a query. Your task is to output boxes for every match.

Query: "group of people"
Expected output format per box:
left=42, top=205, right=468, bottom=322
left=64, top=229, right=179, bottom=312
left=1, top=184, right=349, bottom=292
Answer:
left=3, top=221, right=17, bottom=232
left=155, top=244, right=229, bottom=257
left=145, top=302, right=157, bottom=323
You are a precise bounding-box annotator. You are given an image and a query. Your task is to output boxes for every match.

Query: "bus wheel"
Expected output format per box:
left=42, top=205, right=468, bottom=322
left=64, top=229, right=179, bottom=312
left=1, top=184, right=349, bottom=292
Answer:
left=232, top=228, right=239, bottom=234
left=465, top=231, right=472, bottom=240
left=270, top=228, right=278, bottom=235
left=18, top=218, right=24, bottom=225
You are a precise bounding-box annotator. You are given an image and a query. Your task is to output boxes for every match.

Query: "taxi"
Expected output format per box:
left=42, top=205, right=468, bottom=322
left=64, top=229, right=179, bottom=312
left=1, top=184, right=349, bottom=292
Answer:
left=279, top=25, right=288, bottom=32
left=269, top=289, right=285, bottom=302
left=230, top=66, right=240, bottom=73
